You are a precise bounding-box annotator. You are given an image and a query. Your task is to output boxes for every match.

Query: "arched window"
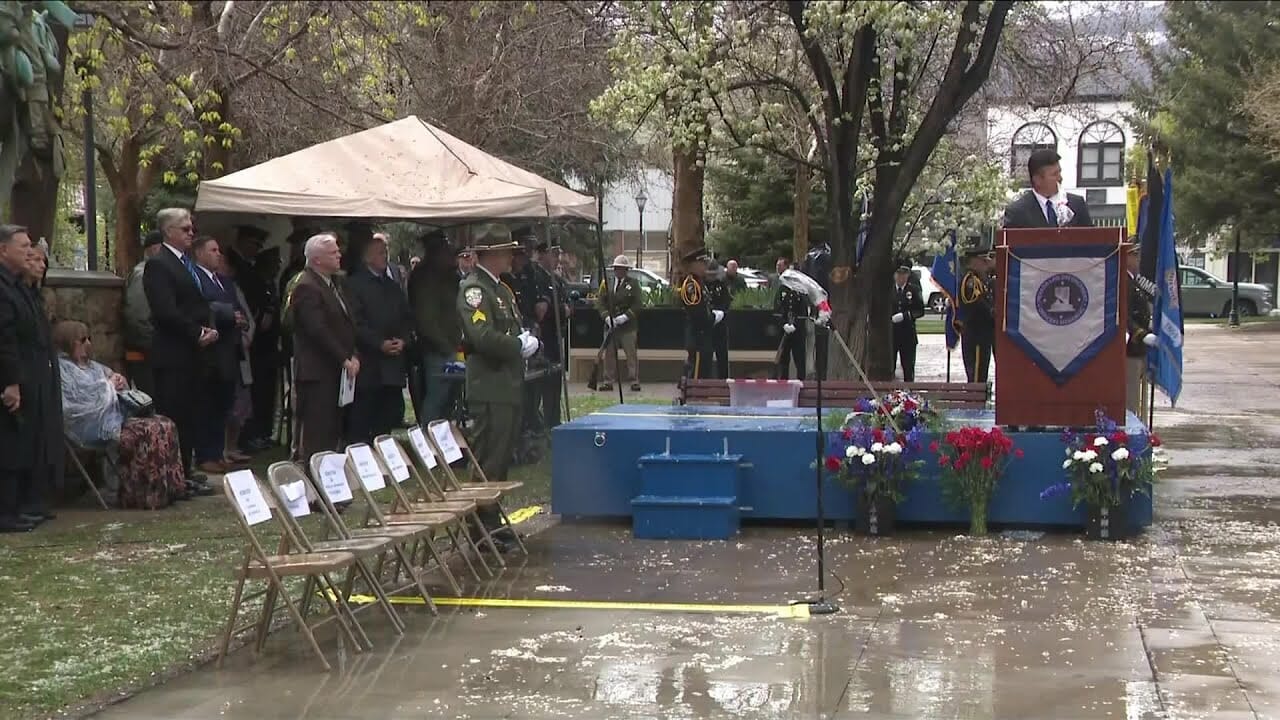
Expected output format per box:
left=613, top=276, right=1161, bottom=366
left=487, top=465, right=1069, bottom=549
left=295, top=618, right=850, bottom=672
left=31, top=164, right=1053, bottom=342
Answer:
left=1010, top=122, right=1058, bottom=185
left=1078, top=121, right=1126, bottom=187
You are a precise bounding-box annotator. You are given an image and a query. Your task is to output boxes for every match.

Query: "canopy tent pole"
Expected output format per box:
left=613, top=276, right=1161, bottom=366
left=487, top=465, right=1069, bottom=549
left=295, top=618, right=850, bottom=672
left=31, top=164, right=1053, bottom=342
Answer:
left=593, top=186, right=624, bottom=406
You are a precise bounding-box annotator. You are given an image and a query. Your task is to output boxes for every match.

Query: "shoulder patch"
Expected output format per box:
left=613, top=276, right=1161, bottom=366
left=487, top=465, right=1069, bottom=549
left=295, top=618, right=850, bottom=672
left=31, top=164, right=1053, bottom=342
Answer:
left=465, top=287, right=484, bottom=308
left=471, top=309, right=487, bottom=323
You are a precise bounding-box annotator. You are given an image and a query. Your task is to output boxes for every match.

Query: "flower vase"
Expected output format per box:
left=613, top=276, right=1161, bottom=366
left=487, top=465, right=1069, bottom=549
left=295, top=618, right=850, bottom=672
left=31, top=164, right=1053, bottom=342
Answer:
left=968, top=498, right=989, bottom=536
left=855, top=495, right=896, bottom=537
left=1086, top=499, right=1131, bottom=541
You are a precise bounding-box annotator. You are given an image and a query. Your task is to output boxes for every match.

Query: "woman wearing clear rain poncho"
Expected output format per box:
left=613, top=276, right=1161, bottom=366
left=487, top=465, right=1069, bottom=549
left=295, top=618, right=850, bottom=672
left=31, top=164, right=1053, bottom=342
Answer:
left=54, top=320, right=187, bottom=509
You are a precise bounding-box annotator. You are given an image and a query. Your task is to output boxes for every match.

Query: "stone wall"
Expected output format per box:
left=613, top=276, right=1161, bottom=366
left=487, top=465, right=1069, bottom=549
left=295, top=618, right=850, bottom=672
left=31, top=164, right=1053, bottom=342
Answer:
left=41, top=269, right=125, bottom=371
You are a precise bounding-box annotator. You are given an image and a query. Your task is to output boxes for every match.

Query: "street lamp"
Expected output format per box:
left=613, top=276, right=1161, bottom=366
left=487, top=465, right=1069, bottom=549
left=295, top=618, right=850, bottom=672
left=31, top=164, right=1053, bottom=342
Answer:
left=634, top=187, right=648, bottom=269
left=1230, top=225, right=1242, bottom=327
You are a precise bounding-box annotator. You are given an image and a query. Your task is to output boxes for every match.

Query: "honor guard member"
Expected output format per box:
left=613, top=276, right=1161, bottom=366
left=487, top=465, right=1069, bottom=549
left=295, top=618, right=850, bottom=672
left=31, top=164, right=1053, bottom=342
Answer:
left=705, top=259, right=732, bottom=378
left=532, top=240, right=570, bottom=428
left=891, top=265, right=927, bottom=382
left=774, top=273, right=809, bottom=379
left=678, top=247, right=718, bottom=380
left=595, top=254, right=642, bottom=392
left=958, top=249, right=996, bottom=384
left=457, top=224, right=540, bottom=547
left=1125, top=243, right=1157, bottom=416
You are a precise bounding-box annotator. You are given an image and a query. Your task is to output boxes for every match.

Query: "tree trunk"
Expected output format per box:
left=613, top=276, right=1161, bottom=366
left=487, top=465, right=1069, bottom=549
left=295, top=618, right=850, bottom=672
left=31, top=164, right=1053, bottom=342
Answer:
left=822, top=134, right=859, bottom=380
left=101, top=135, right=153, bottom=274
left=671, top=145, right=705, bottom=279
left=793, top=161, right=810, bottom=261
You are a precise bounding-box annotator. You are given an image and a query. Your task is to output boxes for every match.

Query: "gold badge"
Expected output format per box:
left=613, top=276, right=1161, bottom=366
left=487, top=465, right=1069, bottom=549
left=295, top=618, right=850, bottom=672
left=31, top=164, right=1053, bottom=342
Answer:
left=471, top=309, right=487, bottom=323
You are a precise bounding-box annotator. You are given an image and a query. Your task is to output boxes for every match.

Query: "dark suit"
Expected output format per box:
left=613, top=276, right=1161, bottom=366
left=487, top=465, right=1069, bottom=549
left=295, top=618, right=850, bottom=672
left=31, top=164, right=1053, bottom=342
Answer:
left=707, top=278, right=731, bottom=378
left=194, top=266, right=242, bottom=463
left=291, top=268, right=356, bottom=460
left=774, top=286, right=808, bottom=380
left=1001, top=190, right=1093, bottom=229
left=346, top=266, right=413, bottom=444
left=228, top=248, right=279, bottom=445
left=891, top=282, right=926, bottom=381
left=143, top=246, right=213, bottom=475
left=958, top=271, right=996, bottom=383
left=0, top=266, right=57, bottom=523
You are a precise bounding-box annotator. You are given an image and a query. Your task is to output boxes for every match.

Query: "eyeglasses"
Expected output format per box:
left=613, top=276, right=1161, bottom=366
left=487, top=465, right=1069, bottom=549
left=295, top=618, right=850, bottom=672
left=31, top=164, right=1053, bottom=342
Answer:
left=178, top=226, right=194, bottom=234
left=79, top=336, right=91, bottom=343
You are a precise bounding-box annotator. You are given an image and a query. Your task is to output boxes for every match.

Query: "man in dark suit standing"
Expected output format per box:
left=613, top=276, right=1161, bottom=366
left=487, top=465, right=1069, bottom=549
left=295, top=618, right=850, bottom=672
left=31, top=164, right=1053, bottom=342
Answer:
left=226, top=224, right=279, bottom=452
left=142, top=208, right=217, bottom=495
left=891, top=265, right=927, bottom=381
left=346, top=233, right=413, bottom=444
left=292, top=232, right=360, bottom=460
left=191, top=235, right=244, bottom=473
left=1001, top=149, right=1093, bottom=229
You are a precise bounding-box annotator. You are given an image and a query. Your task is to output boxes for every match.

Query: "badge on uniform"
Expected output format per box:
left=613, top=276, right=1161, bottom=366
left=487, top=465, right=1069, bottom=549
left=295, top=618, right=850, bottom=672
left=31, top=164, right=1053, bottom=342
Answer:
left=471, top=309, right=487, bottom=323
left=465, top=287, right=483, bottom=308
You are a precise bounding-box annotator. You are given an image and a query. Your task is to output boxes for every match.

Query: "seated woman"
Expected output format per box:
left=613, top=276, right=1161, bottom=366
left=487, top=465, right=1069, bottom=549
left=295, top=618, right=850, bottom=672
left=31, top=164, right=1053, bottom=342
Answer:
left=54, top=320, right=188, bottom=509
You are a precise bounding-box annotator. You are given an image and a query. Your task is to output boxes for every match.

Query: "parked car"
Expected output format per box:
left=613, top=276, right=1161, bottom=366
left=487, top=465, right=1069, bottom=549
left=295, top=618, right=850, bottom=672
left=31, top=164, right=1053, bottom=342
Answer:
left=628, top=267, right=671, bottom=293
left=1178, top=266, right=1273, bottom=317
left=737, top=267, right=769, bottom=289
left=911, top=265, right=949, bottom=314
left=564, top=280, right=593, bottom=306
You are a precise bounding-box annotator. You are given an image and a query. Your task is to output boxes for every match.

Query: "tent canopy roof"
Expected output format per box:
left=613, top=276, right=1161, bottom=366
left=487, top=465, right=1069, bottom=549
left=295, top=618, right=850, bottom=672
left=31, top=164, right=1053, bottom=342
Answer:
left=194, top=116, right=596, bottom=222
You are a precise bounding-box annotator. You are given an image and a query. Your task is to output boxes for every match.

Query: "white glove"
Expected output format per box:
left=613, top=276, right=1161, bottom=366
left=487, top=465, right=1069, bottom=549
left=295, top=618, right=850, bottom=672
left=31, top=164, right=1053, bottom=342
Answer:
left=783, top=322, right=796, bottom=334
left=1142, top=333, right=1158, bottom=348
left=892, top=313, right=904, bottom=324
left=603, top=317, right=614, bottom=330
left=520, top=334, right=541, bottom=359
left=712, top=310, right=725, bottom=325
left=816, top=309, right=831, bottom=327
left=611, top=314, right=629, bottom=327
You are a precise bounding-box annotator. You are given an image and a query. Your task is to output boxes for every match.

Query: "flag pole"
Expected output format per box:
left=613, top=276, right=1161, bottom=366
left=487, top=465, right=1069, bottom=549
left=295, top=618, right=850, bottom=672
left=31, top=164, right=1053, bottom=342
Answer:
left=945, top=348, right=952, bottom=383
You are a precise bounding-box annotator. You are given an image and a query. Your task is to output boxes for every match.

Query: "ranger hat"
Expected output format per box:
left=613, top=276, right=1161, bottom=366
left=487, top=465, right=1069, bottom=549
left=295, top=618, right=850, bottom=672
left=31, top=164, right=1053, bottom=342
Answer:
left=610, top=254, right=633, bottom=268
left=471, top=223, right=520, bottom=252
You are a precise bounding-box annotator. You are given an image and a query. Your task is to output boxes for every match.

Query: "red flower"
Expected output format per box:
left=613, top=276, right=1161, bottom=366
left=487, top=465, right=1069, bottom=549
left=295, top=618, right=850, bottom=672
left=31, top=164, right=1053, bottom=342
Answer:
left=825, top=456, right=842, bottom=472
left=1111, top=431, right=1128, bottom=445
left=980, top=456, right=994, bottom=470
left=904, top=398, right=918, bottom=411
left=842, top=428, right=853, bottom=441
left=938, top=456, right=951, bottom=467
left=1014, top=449, right=1025, bottom=459
left=1149, top=433, right=1162, bottom=447
left=872, top=428, right=886, bottom=443
left=929, top=441, right=940, bottom=453
left=959, top=451, right=972, bottom=465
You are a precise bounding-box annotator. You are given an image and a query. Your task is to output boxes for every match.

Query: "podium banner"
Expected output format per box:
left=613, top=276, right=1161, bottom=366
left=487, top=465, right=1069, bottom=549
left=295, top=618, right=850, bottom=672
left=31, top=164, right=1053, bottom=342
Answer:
left=1004, top=244, right=1120, bottom=385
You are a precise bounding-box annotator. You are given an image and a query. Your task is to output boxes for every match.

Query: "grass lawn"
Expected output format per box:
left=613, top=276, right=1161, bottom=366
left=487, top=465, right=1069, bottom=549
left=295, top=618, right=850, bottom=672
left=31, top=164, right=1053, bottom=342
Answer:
left=0, top=391, right=664, bottom=720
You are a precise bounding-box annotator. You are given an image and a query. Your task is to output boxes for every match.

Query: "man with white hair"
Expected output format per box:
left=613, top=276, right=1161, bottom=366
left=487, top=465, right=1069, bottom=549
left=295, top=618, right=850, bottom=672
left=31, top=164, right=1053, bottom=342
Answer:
left=142, top=208, right=217, bottom=496
left=291, top=232, right=360, bottom=460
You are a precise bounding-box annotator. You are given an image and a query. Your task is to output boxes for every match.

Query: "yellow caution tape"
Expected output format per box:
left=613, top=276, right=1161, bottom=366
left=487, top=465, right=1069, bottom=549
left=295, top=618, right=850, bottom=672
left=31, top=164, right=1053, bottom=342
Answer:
left=506, top=505, right=542, bottom=525
left=343, top=593, right=809, bottom=619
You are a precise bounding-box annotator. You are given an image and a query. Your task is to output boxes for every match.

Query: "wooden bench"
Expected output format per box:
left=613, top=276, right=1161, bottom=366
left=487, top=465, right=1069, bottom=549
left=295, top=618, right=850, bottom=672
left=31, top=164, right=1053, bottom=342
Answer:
left=679, top=379, right=991, bottom=410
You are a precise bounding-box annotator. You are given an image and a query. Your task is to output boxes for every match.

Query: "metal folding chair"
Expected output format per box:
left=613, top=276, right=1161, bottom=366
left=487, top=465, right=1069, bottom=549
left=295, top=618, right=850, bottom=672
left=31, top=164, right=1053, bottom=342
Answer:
left=62, top=434, right=112, bottom=510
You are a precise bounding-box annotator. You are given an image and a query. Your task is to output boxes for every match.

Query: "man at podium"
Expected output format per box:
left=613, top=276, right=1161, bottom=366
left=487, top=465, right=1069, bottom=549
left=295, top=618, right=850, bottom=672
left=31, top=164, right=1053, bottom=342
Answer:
left=1002, top=150, right=1093, bottom=229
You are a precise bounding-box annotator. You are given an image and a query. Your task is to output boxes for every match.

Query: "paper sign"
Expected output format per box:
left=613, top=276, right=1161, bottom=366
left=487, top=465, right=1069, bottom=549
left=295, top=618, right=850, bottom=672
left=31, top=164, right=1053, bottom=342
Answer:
left=280, top=480, right=311, bottom=518
left=376, top=438, right=411, bottom=482
left=338, top=368, right=356, bottom=407
left=409, top=427, right=438, bottom=469
left=348, top=445, right=386, bottom=491
left=318, top=454, right=353, bottom=503
left=430, top=422, right=463, bottom=464
left=766, top=399, right=793, bottom=408
left=226, top=470, right=271, bottom=526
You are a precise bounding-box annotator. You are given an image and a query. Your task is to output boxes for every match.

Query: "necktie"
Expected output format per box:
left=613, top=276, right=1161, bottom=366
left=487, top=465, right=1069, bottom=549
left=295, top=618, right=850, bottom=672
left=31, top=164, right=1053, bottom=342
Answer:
left=182, top=255, right=201, bottom=287
left=1045, top=199, right=1058, bottom=226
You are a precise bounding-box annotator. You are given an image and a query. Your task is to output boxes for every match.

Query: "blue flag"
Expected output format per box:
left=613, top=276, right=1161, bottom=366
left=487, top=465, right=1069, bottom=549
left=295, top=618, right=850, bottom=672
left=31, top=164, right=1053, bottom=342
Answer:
left=1148, top=167, right=1183, bottom=406
left=930, top=230, right=961, bottom=350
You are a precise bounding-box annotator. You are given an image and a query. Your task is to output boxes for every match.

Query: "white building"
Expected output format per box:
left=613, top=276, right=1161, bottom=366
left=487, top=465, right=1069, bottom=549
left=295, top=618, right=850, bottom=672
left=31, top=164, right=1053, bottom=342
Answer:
left=598, top=168, right=675, bottom=275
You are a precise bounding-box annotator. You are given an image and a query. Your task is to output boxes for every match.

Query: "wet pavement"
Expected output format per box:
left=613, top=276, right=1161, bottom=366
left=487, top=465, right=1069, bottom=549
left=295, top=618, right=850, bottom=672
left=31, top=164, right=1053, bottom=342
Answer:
left=92, top=324, right=1280, bottom=719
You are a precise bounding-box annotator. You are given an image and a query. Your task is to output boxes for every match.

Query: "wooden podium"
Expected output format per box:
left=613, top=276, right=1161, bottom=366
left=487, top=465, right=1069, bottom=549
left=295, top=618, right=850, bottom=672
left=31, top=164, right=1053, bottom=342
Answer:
left=995, top=227, right=1128, bottom=427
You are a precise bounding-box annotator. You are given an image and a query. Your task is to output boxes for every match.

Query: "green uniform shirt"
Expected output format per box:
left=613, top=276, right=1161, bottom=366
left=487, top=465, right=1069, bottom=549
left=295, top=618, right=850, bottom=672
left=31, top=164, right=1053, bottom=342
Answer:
left=594, top=274, right=640, bottom=332
left=457, top=267, right=524, bottom=405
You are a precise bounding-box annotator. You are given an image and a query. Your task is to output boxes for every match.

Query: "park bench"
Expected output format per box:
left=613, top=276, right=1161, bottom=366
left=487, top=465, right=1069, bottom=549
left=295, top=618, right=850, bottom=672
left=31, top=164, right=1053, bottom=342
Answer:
left=678, top=379, right=991, bottom=410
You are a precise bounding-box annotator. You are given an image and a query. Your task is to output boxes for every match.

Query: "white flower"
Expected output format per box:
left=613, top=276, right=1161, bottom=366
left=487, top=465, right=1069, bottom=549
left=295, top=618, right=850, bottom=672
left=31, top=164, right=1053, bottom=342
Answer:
left=884, top=442, right=902, bottom=455
left=871, top=442, right=884, bottom=452
left=853, top=446, right=865, bottom=456
left=1082, top=450, right=1098, bottom=462
left=1089, top=462, right=1104, bottom=474
left=891, top=406, right=903, bottom=415
left=1111, top=447, right=1130, bottom=461
left=1062, top=459, right=1072, bottom=469
left=861, top=453, right=877, bottom=466
left=845, top=445, right=857, bottom=458
left=1093, top=437, right=1109, bottom=447
left=1072, top=450, right=1086, bottom=461
left=1065, top=448, right=1073, bottom=456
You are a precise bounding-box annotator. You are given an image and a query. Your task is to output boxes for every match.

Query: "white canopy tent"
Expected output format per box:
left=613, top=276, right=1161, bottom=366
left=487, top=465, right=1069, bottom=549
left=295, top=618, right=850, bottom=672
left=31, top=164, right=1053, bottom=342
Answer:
left=194, top=115, right=597, bottom=223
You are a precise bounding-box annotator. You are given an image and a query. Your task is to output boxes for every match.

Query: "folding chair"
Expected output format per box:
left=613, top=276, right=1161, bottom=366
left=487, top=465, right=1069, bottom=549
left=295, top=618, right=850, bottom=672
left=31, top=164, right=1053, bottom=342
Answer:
left=410, top=424, right=527, bottom=560
left=263, top=461, right=408, bottom=634
left=62, top=434, right=111, bottom=510
left=423, top=419, right=523, bottom=492
left=371, top=434, right=496, bottom=579
left=216, top=469, right=367, bottom=671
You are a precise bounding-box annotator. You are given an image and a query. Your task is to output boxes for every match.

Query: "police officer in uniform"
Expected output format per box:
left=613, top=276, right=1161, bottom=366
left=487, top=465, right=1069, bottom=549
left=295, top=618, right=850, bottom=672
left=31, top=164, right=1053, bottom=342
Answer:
left=457, top=224, right=540, bottom=547
left=678, top=247, right=718, bottom=380
left=1125, top=243, right=1157, bottom=416
left=532, top=241, right=568, bottom=427
left=958, top=249, right=996, bottom=383
left=891, top=265, right=927, bottom=381
left=802, top=241, right=833, bottom=380
left=705, top=260, right=732, bottom=378
left=774, top=277, right=809, bottom=379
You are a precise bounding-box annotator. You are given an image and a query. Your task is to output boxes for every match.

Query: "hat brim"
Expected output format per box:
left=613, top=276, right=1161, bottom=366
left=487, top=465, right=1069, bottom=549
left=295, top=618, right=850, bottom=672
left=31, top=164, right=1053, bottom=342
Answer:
left=474, top=242, right=522, bottom=253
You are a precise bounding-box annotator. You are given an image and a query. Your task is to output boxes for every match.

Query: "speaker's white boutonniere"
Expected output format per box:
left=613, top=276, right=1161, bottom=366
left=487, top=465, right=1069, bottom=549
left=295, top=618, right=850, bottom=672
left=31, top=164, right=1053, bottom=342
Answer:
left=1051, top=193, right=1074, bottom=226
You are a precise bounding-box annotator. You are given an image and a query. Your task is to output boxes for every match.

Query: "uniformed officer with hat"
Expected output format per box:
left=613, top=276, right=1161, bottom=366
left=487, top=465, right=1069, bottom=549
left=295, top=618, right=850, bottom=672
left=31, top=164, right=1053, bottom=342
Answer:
left=457, top=223, right=540, bottom=549
left=678, top=247, right=718, bottom=380
left=1125, top=241, right=1156, bottom=416
left=531, top=239, right=569, bottom=427
left=704, top=258, right=732, bottom=378
left=891, top=264, right=926, bottom=382
left=958, top=246, right=996, bottom=383
left=595, top=254, right=641, bottom=391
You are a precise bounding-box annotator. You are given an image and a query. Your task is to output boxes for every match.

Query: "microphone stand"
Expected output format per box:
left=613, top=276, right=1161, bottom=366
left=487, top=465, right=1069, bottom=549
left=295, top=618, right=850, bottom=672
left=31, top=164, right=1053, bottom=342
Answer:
left=798, top=318, right=839, bottom=616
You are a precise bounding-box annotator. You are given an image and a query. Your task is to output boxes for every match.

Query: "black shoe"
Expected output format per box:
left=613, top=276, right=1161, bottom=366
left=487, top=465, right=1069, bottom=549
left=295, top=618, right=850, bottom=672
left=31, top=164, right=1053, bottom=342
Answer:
left=186, top=472, right=209, bottom=486
left=598, top=383, right=613, bottom=392
left=189, top=483, right=216, bottom=497
left=630, top=383, right=642, bottom=392
left=21, top=510, right=55, bottom=521
left=0, top=517, right=35, bottom=533
left=18, top=513, right=46, bottom=526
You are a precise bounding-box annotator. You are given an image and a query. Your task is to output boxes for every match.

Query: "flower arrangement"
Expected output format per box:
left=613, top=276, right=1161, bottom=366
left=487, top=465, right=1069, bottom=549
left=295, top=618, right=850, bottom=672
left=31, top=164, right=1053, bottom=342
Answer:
left=1041, top=411, right=1156, bottom=535
left=933, top=426, right=1023, bottom=535
left=846, top=390, right=942, bottom=432
left=825, top=422, right=926, bottom=535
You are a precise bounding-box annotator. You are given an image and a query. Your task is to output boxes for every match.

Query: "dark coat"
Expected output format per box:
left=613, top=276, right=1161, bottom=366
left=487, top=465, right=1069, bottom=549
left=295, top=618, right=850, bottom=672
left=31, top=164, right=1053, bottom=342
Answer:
left=891, top=282, right=927, bottom=346
left=0, top=266, right=55, bottom=471
left=347, top=266, right=414, bottom=387
left=408, top=263, right=461, bottom=357
left=1001, top=190, right=1093, bottom=229
left=142, top=246, right=212, bottom=370
left=195, top=266, right=242, bottom=385
left=291, top=268, right=356, bottom=384
left=1126, top=272, right=1154, bottom=358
